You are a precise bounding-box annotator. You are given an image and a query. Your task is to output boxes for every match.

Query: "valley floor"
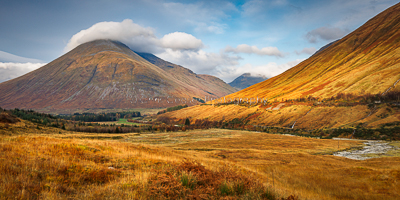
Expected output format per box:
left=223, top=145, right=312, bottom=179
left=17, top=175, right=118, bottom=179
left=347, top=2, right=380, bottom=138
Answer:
left=1, top=124, right=400, bottom=199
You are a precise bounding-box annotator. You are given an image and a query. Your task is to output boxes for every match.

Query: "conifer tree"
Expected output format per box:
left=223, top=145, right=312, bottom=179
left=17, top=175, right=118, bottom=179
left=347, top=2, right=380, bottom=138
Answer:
left=185, top=118, right=190, bottom=126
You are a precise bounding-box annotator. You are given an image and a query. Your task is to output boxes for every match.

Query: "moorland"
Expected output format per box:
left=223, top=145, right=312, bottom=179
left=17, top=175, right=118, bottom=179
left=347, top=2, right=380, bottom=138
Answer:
left=1, top=112, right=400, bottom=199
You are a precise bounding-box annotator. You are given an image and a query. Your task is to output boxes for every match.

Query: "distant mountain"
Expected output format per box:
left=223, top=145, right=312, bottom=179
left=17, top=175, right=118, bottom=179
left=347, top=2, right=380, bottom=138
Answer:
left=228, top=73, right=268, bottom=90
left=0, top=40, right=236, bottom=113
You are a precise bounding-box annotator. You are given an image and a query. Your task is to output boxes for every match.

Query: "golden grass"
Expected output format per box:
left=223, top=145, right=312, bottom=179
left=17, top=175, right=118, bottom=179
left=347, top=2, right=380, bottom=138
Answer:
left=0, top=125, right=289, bottom=199
left=128, top=129, right=400, bottom=200
left=1, top=122, right=399, bottom=199
left=0, top=135, right=173, bottom=199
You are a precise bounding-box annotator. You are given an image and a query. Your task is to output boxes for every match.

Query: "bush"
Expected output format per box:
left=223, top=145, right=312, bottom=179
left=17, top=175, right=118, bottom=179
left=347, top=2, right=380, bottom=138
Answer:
left=193, top=97, right=205, bottom=103
left=0, top=112, right=20, bottom=124
left=180, top=172, right=197, bottom=190
left=185, top=118, right=190, bottom=126
left=220, top=181, right=233, bottom=195
left=166, top=104, right=188, bottom=112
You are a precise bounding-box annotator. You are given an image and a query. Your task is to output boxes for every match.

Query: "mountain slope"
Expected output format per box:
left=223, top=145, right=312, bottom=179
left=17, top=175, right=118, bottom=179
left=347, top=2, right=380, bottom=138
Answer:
left=224, top=2, right=400, bottom=101
left=136, top=52, right=237, bottom=97
left=228, top=73, right=268, bottom=90
left=0, top=40, right=236, bottom=113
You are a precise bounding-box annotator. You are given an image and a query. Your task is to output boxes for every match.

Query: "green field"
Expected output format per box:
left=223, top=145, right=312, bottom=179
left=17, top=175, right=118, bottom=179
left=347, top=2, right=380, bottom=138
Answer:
left=116, top=118, right=142, bottom=125
left=97, top=118, right=146, bottom=126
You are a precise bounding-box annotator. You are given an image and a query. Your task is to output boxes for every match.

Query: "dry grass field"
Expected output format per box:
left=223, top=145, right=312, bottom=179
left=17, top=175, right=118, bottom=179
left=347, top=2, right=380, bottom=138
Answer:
left=0, top=122, right=293, bottom=200
left=127, top=129, right=400, bottom=199
left=2, top=122, right=399, bottom=199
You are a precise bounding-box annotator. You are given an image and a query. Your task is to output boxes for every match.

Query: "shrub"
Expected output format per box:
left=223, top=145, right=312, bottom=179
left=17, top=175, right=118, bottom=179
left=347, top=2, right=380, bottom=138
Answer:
left=166, top=104, right=188, bottom=112
left=220, top=181, right=233, bottom=196
left=0, top=112, right=20, bottom=124
left=185, top=118, right=190, bottom=126
left=180, top=172, right=197, bottom=190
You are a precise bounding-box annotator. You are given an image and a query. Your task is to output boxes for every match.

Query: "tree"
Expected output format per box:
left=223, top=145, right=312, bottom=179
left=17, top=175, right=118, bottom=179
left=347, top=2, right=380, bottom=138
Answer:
left=185, top=118, right=190, bottom=126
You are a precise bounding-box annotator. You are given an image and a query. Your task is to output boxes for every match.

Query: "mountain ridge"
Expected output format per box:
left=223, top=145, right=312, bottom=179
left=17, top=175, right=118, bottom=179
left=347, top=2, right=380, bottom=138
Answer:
left=228, top=73, right=268, bottom=90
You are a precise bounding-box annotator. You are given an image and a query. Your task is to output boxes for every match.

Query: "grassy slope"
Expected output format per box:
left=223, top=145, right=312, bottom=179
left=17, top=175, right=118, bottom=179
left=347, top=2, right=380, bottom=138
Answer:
left=228, top=2, right=400, bottom=100
left=165, top=102, right=400, bottom=129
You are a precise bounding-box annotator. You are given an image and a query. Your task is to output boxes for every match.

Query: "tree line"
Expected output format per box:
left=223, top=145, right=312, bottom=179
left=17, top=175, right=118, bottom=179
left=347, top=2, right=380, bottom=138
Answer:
left=58, top=111, right=141, bottom=122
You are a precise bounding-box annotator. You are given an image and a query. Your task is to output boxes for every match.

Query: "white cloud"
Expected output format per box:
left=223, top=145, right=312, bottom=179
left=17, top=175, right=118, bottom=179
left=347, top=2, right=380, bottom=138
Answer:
left=156, top=49, right=241, bottom=75
left=295, top=47, right=317, bottom=55
left=64, top=19, right=161, bottom=53
left=225, top=44, right=284, bottom=57
left=63, top=19, right=301, bottom=83
left=0, top=51, right=43, bottom=63
left=64, top=19, right=241, bottom=81
left=64, top=19, right=205, bottom=54
left=156, top=48, right=303, bottom=83
left=160, top=32, right=203, bottom=51
left=0, top=62, right=46, bottom=83
left=216, top=59, right=305, bottom=83
left=305, top=27, right=348, bottom=43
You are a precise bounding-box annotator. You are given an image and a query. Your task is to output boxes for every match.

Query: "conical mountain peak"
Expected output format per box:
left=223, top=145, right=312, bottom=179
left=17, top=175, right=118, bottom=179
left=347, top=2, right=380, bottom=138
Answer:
left=0, top=40, right=236, bottom=113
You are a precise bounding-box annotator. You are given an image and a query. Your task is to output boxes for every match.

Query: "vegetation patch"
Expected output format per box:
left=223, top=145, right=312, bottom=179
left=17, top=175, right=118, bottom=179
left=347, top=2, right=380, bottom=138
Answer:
left=0, top=112, right=20, bottom=124
left=157, top=104, right=188, bottom=114
left=147, top=160, right=279, bottom=199
left=58, top=111, right=141, bottom=122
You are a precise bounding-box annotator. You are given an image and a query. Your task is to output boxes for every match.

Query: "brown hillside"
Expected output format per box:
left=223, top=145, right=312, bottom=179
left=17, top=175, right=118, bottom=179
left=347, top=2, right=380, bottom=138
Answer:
left=164, top=2, right=400, bottom=129
left=226, top=2, right=400, bottom=101
left=136, top=52, right=237, bottom=97
left=0, top=40, right=236, bottom=113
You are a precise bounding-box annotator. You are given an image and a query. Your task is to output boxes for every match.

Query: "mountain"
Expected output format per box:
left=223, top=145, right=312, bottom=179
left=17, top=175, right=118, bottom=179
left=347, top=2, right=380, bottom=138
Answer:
left=225, top=2, right=400, bottom=101
left=163, top=2, right=400, bottom=129
left=228, top=73, right=268, bottom=90
left=0, top=40, right=236, bottom=113
left=136, top=52, right=238, bottom=97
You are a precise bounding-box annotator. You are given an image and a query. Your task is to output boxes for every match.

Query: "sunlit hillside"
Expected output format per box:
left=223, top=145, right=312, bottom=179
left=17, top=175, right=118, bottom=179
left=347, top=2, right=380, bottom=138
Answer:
left=226, top=2, right=400, bottom=101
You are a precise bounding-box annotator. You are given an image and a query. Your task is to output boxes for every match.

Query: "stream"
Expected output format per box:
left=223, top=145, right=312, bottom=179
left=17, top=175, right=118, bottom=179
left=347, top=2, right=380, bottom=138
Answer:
left=333, top=138, right=397, bottom=160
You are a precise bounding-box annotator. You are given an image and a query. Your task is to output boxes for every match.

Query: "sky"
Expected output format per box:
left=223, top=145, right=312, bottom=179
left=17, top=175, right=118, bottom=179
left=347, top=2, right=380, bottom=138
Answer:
left=0, top=0, right=398, bottom=83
